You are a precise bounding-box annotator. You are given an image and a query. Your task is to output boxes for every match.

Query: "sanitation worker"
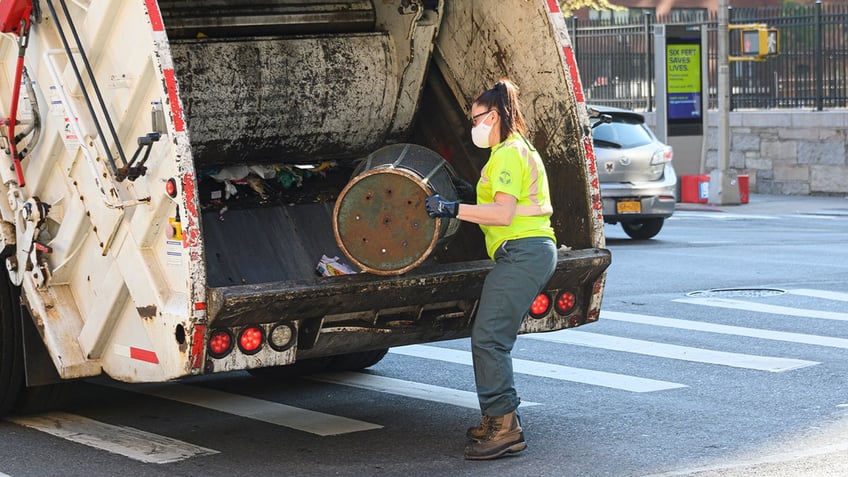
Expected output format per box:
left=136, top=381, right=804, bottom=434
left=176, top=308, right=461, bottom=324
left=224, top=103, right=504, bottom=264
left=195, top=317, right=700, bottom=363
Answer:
left=425, top=79, right=557, bottom=460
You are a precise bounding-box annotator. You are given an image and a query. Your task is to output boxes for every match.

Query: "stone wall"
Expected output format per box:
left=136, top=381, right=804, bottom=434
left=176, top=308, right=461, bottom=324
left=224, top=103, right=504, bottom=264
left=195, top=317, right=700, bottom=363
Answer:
left=648, top=110, right=848, bottom=195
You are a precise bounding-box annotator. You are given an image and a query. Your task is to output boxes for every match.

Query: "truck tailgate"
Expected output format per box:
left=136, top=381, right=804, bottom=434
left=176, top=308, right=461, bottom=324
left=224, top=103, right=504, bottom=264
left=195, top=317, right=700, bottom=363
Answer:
left=207, top=248, right=611, bottom=328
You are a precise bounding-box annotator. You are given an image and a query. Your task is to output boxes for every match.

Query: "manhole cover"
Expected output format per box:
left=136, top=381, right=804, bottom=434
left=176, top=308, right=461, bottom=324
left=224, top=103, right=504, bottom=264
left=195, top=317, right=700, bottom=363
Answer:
left=687, top=288, right=787, bottom=298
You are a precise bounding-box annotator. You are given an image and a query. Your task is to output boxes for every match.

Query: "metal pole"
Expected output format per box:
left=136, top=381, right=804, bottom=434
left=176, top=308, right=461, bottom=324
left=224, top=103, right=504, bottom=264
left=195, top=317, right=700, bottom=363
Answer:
left=815, top=0, right=823, bottom=111
left=718, top=1, right=729, bottom=177
left=570, top=16, right=577, bottom=57
left=709, top=0, right=741, bottom=205
left=644, top=12, right=652, bottom=112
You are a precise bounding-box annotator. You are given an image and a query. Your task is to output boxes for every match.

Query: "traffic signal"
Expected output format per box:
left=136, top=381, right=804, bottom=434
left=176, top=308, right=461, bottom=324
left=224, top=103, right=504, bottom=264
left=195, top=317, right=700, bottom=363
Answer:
left=741, top=27, right=779, bottom=58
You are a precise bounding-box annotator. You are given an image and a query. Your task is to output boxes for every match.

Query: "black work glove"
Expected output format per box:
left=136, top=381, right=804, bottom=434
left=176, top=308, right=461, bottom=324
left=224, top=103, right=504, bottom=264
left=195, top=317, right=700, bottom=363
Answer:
left=452, top=177, right=477, bottom=202
left=425, top=194, right=459, bottom=218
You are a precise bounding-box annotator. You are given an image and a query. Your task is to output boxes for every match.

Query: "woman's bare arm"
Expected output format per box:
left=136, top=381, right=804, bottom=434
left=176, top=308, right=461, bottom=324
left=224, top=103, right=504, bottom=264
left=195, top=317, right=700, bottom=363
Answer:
left=457, top=192, right=517, bottom=226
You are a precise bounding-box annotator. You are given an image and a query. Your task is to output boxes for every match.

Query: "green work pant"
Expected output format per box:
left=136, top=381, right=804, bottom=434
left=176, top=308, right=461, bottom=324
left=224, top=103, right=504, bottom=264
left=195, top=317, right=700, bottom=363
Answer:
left=471, top=237, right=557, bottom=417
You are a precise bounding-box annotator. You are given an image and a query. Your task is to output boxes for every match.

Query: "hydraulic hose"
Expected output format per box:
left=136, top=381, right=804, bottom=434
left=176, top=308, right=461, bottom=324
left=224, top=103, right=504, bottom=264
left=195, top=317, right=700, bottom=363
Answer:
left=44, top=0, right=125, bottom=177
left=16, top=67, right=41, bottom=159
left=6, top=6, right=32, bottom=187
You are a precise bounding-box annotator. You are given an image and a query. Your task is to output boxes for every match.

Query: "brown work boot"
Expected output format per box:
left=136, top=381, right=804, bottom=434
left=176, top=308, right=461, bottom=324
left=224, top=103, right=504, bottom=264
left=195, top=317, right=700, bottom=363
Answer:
left=466, top=414, right=494, bottom=441
left=466, top=412, right=522, bottom=442
left=464, top=411, right=526, bottom=460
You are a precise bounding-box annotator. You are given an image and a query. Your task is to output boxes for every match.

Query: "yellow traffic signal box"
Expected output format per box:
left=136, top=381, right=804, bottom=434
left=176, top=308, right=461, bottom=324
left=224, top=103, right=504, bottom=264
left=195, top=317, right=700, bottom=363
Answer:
left=741, top=27, right=779, bottom=57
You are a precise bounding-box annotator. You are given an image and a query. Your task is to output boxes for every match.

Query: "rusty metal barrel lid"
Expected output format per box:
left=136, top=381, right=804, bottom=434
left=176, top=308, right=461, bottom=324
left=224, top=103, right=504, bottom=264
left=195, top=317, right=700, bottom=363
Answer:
left=332, top=144, right=458, bottom=275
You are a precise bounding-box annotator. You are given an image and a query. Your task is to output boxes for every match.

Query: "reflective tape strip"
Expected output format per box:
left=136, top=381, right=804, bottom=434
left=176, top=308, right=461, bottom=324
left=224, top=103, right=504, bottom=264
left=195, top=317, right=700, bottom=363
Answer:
left=194, top=302, right=207, bottom=318
left=562, top=46, right=585, bottom=103
left=144, top=0, right=165, bottom=32
left=189, top=325, right=206, bottom=371
left=162, top=69, right=186, bottom=132
left=114, top=344, right=159, bottom=364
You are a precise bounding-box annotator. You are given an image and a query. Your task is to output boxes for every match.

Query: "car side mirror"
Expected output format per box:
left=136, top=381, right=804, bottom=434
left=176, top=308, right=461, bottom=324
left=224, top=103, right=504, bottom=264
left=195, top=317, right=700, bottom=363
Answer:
left=591, top=114, right=613, bottom=129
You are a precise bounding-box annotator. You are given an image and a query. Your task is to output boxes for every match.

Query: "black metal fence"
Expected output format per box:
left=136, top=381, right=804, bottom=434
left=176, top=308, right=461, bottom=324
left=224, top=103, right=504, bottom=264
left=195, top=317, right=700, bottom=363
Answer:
left=570, top=3, right=848, bottom=111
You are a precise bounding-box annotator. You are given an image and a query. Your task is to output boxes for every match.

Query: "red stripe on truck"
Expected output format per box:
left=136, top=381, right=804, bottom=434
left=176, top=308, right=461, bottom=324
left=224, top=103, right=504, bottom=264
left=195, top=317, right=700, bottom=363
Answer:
left=144, top=0, right=164, bottom=32
left=130, top=347, right=160, bottom=364
left=562, top=46, right=585, bottom=104
left=189, top=324, right=206, bottom=371
left=181, top=173, right=201, bottom=249
left=163, top=69, right=185, bottom=132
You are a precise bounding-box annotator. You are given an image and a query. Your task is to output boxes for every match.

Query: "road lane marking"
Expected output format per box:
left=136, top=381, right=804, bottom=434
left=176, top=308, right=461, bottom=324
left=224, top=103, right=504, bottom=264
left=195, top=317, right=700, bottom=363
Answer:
left=525, top=330, right=817, bottom=372
left=671, top=212, right=779, bottom=220
left=674, top=297, right=848, bottom=322
left=785, top=214, right=839, bottom=220
left=6, top=412, right=218, bottom=464
left=390, top=344, right=686, bottom=393
left=308, top=372, right=539, bottom=409
left=643, top=413, right=848, bottom=477
left=788, top=288, right=848, bottom=302
left=602, top=310, right=848, bottom=350
left=103, top=382, right=382, bottom=436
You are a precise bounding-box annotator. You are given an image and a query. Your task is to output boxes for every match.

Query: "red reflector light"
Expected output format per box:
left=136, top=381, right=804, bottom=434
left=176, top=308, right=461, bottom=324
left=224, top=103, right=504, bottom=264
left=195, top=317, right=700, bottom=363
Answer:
left=165, top=178, right=178, bottom=198
left=528, top=293, right=551, bottom=318
left=238, top=326, right=264, bottom=355
left=555, top=291, right=577, bottom=315
left=208, top=329, right=233, bottom=358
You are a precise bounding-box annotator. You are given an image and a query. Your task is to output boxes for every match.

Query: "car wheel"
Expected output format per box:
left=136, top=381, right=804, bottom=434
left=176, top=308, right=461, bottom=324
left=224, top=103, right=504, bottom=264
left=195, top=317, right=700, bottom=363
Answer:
left=621, top=218, right=664, bottom=240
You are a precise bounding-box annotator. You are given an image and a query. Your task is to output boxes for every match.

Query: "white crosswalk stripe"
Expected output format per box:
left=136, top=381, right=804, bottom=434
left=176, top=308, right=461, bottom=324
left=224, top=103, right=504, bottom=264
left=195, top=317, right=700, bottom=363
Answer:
left=788, top=288, right=848, bottom=302
left=103, top=381, right=383, bottom=436
left=601, top=310, right=848, bottom=350
left=6, top=412, right=219, bottom=464
left=308, top=371, right=540, bottom=409
left=390, top=344, right=687, bottom=393
left=675, top=296, right=848, bottom=322
left=524, top=329, right=818, bottom=372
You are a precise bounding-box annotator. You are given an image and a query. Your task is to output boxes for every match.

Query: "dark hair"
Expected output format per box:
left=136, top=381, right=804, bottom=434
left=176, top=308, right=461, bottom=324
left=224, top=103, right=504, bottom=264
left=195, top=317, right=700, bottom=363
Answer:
left=473, top=78, right=527, bottom=141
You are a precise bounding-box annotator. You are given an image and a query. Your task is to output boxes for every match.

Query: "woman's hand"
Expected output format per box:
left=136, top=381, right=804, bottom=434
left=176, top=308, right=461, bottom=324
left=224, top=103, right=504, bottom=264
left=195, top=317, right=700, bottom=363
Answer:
left=425, top=194, right=460, bottom=218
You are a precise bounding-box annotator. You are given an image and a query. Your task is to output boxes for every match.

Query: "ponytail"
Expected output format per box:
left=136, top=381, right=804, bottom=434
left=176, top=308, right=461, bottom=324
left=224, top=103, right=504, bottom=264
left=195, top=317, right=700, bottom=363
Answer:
left=473, top=78, right=527, bottom=140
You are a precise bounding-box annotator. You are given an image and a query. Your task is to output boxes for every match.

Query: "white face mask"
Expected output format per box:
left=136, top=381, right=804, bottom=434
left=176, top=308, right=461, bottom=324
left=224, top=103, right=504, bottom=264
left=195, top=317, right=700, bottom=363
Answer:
left=471, top=112, right=493, bottom=149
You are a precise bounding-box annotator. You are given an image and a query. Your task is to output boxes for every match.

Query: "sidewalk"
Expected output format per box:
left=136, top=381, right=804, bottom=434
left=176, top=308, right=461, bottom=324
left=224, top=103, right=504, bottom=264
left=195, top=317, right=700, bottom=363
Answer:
left=676, top=193, right=848, bottom=216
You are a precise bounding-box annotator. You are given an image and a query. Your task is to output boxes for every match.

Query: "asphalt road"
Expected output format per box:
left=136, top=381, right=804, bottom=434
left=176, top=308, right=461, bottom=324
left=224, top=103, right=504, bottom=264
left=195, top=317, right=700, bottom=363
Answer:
left=1, top=194, right=847, bottom=477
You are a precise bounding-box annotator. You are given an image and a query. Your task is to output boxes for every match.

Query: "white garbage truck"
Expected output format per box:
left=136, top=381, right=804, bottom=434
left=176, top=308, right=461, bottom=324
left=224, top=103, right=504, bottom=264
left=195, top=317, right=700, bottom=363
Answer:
left=0, top=0, right=610, bottom=415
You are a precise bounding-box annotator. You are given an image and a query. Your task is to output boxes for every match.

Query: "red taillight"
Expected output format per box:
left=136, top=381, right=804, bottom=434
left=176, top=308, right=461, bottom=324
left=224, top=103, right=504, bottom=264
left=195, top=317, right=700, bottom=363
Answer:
left=238, top=326, right=264, bottom=354
left=555, top=291, right=577, bottom=315
left=528, top=293, right=551, bottom=318
left=208, top=329, right=233, bottom=358
left=165, top=177, right=178, bottom=198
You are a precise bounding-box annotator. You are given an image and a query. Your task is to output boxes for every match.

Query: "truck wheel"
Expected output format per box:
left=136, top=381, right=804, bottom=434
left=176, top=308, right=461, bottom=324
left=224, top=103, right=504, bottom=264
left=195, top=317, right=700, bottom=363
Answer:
left=621, top=218, right=664, bottom=240
left=0, top=273, right=24, bottom=417
left=327, top=348, right=389, bottom=371
left=0, top=275, right=73, bottom=416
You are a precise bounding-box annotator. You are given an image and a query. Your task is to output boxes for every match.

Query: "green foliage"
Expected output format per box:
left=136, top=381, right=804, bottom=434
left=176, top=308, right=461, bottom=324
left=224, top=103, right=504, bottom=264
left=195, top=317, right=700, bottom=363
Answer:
left=559, top=0, right=623, bottom=16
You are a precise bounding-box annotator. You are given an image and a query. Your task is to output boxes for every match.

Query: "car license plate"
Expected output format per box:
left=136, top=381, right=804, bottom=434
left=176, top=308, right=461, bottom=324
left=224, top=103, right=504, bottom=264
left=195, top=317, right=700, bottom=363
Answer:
left=616, top=200, right=641, bottom=214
